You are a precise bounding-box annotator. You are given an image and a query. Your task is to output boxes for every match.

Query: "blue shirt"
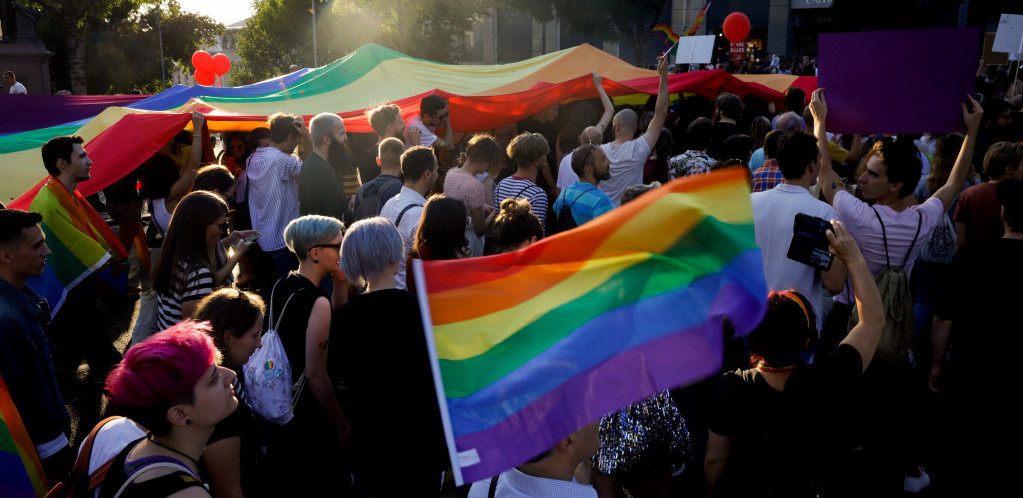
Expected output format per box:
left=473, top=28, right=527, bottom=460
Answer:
left=0, top=279, right=69, bottom=451
left=553, top=182, right=614, bottom=226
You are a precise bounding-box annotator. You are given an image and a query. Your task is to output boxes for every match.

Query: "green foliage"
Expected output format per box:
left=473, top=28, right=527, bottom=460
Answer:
left=24, top=0, right=222, bottom=93
left=236, top=0, right=490, bottom=81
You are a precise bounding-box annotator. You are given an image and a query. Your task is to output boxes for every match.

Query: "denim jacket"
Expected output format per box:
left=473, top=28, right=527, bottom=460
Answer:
left=0, top=278, right=69, bottom=446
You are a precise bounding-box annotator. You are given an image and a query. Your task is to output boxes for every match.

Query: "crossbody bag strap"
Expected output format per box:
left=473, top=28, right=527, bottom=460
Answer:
left=900, top=210, right=923, bottom=267
left=488, top=473, right=500, bottom=498
left=870, top=206, right=891, bottom=267
left=111, top=461, right=197, bottom=498
left=567, top=186, right=598, bottom=209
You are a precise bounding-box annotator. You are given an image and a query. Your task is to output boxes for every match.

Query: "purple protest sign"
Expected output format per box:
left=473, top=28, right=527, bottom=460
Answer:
left=818, top=27, right=979, bottom=134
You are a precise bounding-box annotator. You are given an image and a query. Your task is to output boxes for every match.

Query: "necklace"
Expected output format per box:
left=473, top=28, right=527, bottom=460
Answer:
left=756, top=361, right=797, bottom=373
left=147, top=434, right=200, bottom=472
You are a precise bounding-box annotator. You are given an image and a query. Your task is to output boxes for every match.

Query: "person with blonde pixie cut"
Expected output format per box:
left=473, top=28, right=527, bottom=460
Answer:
left=330, top=217, right=447, bottom=496
left=495, top=132, right=551, bottom=226
left=97, top=321, right=237, bottom=497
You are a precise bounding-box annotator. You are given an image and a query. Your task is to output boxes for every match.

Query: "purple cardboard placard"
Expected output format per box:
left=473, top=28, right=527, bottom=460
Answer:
left=818, top=27, right=980, bottom=135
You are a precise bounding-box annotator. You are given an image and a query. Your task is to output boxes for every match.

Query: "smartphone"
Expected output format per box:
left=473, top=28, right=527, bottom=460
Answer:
left=243, top=232, right=261, bottom=243
left=786, top=213, right=834, bottom=271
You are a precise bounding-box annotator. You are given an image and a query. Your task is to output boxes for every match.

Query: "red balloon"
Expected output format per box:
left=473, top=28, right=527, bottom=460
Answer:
left=194, top=69, right=216, bottom=86
left=192, top=51, right=213, bottom=71
left=722, top=12, right=751, bottom=43
left=212, top=54, right=231, bottom=76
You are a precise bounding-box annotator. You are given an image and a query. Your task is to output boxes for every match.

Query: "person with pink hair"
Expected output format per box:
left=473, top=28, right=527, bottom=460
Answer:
left=95, top=321, right=238, bottom=497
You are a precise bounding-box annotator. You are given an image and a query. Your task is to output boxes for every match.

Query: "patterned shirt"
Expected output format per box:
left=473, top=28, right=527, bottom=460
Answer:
left=468, top=468, right=597, bottom=498
left=553, top=182, right=614, bottom=226
left=752, top=159, right=784, bottom=193
left=156, top=259, right=215, bottom=330
left=246, top=146, right=302, bottom=252
left=667, top=150, right=713, bottom=180
left=494, top=176, right=548, bottom=225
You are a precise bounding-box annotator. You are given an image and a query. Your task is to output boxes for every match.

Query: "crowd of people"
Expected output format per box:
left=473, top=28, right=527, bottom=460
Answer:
left=1, top=51, right=1021, bottom=498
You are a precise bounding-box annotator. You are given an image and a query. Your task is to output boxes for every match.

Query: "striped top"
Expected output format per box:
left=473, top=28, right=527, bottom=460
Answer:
left=156, top=259, right=215, bottom=331
left=494, top=176, right=547, bottom=225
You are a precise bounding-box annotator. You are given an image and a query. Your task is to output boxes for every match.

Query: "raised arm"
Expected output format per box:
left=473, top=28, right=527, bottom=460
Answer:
left=167, top=112, right=206, bottom=205
left=593, top=72, right=614, bottom=132
left=295, top=116, right=313, bottom=161
left=642, top=54, right=670, bottom=150
left=829, top=220, right=885, bottom=371
left=808, top=88, right=844, bottom=206
left=931, top=95, right=983, bottom=212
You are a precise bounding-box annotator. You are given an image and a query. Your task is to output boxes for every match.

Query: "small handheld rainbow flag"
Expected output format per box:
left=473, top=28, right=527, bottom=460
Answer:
left=686, top=1, right=712, bottom=36
left=651, top=24, right=680, bottom=46
left=414, top=169, right=767, bottom=485
left=0, top=375, right=48, bottom=497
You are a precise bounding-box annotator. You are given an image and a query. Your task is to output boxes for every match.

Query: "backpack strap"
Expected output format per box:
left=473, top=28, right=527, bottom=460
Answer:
left=870, top=207, right=892, bottom=267
left=513, top=182, right=533, bottom=200
left=567, top=186, right=598, bottom=209
left=45, top=416, right=123, bottom=497
left=900, top=211, right=923, bottom=267
left=395, top=203, right=424, bottom=227
left=112, top=461, right=199, bottom=498
left=488, top=473, right=500, bottom=498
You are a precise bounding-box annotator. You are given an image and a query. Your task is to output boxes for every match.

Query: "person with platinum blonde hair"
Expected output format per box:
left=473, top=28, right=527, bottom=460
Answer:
left=329, top=216, right=448, bottom=496
left=264, top=214, right=352, bottom=495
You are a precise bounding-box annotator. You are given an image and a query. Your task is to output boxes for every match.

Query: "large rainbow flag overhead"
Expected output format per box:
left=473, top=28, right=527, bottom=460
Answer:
left=413, top=169, right=767, bottom=485
left=0, top=375, right=48, bottom=498
left=2, top=43, right=815, bottom=207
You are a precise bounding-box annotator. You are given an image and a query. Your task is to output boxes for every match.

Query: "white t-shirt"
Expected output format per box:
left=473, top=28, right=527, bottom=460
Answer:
left=9, top=81, right=27, bottom=94
left=83, top=418, right=147, bottom=497
left=751, top=183, right=839, bottom=330
left=833, top=190, right=943, bottom=304
left=407, top=115, right=438, bottom=147
left=380, top=186, right=427, bottom=289
left=599, top=138, right=651, bottom=206
left=557, top=151, right=580, bottom=189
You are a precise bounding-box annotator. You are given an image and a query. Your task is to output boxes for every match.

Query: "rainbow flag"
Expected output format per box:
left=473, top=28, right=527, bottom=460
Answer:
left=26, top=178, right=127, bottom=316
left=413, top=169, right=766, bottom=484
left=0, top=375, right=48, bottom=497
left=651, top=24, right=680, bottom=46
left=686, top=1, right=712, bottom=36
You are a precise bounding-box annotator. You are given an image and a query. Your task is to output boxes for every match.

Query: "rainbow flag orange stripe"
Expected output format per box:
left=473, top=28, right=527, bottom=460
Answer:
left=414, top=169, right=766, bottom=484
left=0, top=375, right=48, bottom=497
left=686, top=1, right=712, bottom=36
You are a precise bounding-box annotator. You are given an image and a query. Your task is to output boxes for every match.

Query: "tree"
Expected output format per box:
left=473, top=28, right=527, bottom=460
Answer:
left=26, top=0, right=221, bottom=94
left=235, top=0, right=491, bottom=82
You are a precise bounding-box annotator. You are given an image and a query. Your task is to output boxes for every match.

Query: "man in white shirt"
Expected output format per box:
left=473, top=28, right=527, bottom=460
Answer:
left=407, top=95, right=454, bottom=151
left=599, top=54, right=669, bottom=206
left=246, top=112, right=311, bottom=296
left=751, top=131, right=847, bottom=332
left=4, top=71, right=27, bottom=94
left=468, top=421, right=601, bottom=498
left=380, top=146, right=439, bottom=289
left=557, top=127, right=604, bottom=189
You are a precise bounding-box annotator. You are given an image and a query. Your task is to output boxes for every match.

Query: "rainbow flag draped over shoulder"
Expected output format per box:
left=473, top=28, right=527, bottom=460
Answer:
left=26, top=178, right=127, bottom=316
left=0, top=375, right=48, bottom=497
left=413, top=169, right=767, bottom=485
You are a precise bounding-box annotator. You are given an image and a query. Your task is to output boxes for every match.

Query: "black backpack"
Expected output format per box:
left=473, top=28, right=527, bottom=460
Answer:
left=353, top=176, right=403, bottom=221
left=547, top=186, right=597, bottom=235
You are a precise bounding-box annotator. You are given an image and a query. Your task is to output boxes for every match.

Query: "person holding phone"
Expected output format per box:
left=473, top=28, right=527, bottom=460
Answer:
left=751, top=131, right=848, bottom=335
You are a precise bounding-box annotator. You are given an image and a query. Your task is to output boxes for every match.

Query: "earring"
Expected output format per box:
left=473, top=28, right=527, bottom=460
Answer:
left=185, top=419, right=192, bottom=425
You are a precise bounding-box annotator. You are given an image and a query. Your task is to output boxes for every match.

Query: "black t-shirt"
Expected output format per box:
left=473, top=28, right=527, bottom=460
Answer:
left=329, top=289, right=447, bottom=472
left=709, top=344, right=865, bottom=495
left=708, top=121, right=738, bottom=160
left=353, top=145, right=381, bottom=185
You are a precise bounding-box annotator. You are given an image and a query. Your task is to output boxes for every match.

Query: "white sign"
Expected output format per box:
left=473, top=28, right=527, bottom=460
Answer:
left=675, top=35, right=716, bottom=65
left=992, top=14, right=1023, bottom=55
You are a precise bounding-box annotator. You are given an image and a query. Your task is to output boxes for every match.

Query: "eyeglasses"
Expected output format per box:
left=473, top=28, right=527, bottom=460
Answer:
left=212, top=221, right=228, bottom=229
left=311, top=243, right=341, bottom=250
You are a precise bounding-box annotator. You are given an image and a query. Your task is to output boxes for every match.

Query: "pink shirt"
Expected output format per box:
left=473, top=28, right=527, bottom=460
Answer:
left=443, top=168, right=486, bottom=215
left=833, top=190, right=943, bottom=303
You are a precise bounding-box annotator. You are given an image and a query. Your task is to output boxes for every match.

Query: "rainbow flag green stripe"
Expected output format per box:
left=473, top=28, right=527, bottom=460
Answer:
left=0, top=375, right=48, bottom=497
left=415, top=169, right=767, bottom=485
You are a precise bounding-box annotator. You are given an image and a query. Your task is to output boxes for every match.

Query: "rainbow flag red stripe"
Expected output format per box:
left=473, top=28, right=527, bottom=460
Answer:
left=0, top=375, right=48, bottom=497
left=414, top=169, right=766, bottom=484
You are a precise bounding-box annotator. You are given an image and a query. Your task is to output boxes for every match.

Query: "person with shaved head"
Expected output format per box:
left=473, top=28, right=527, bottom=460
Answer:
left=599, top=54, right=670, bottom=206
